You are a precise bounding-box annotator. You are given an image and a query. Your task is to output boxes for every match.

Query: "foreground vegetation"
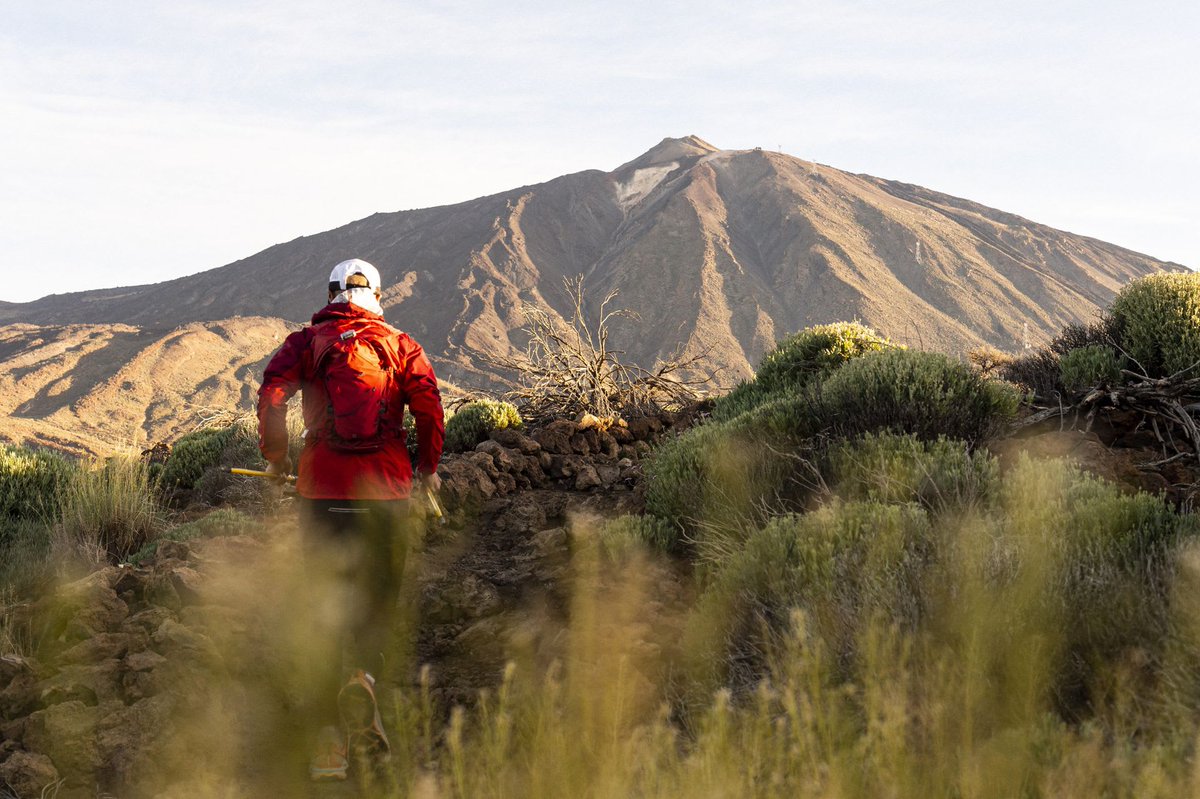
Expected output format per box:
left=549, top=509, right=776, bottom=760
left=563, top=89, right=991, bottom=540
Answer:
left=6, top=273, right=1200, bottom=796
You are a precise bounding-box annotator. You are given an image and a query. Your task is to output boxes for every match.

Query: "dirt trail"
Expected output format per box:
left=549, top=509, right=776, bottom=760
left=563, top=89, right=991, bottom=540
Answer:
left=258, top=485, right=645, bottom=798
left=414, top=489, right=641, bottom=707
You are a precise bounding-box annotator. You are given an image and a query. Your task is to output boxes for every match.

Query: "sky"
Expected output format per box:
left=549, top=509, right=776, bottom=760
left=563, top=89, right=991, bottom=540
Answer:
left=1, top=0, right=1197, bottom=303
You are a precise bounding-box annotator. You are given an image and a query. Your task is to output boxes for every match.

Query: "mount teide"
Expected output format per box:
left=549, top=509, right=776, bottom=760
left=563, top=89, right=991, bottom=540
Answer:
left=0, top=136, right=1184, bottom=453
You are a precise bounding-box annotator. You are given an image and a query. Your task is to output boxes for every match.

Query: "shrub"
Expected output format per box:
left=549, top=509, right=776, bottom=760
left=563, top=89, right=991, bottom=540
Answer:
left=680, top=455, right=1197, bottom=709
left=496, top=275, right=708, bottom=422
left=56, top=455, right=166, bottom=564
left=0, top=519, right=53, bottom=595
left=161, top=425, right=241, bottom=490
left=995, top=456, right=1198, bottom=708
left=965, top=345, right=1014, bottom=378
left=0, top=445, right=76, bottom=595
left=1051, top=320, right=1117, bottom=355
left=710, top=379, right=781, bottom=423
left=642, top=423, right=800, bottom=560
left=444, top=400, right=522, bottom=453
left=598, top=514, right=679, bottom=559
left=194, top=424, right=267, bottom=503
left=1108, top=273, right=1200, bottom=377
left=160, top=415, right=299, bottom=507
left=683, top=502, right=932, bottom=692
left=820, top=349, right=1020, bottom=444
left=827, top=432, right=999, bottom=513
left=1002, top=320, right=1115, bottom=398
left=130, top=508, right=259, bottom=564
left=643, top=425, right=730, bottom=547
left=1001, top=347, right=1062, bottom=399
left=712, top=322, right=895, bottom=421
left=647, top=353, right=1015, bottom=562
left=756, top=322, right=896, bottom=391
left=0, top=444, right=76, bottom=529
left=725, top=389, right=826, bottom=442
left=1059, top=345, right=1124, bottom=392
left=1000, top=456, right=1192, bottom=592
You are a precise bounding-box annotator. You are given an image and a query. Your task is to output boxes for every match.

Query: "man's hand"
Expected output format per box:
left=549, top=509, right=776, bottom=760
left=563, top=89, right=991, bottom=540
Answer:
left=265, top=456, right=293, bottom=484
left=419, top=471, right=442, bottom=494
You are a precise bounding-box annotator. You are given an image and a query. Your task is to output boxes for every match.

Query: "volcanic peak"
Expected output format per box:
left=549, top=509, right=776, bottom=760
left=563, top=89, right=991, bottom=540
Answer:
left=614, top=135, right=719, bottom=174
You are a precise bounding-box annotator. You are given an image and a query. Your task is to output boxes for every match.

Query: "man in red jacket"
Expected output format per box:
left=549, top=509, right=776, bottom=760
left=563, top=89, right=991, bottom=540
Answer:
left=257, top=258, right=444, bottom=781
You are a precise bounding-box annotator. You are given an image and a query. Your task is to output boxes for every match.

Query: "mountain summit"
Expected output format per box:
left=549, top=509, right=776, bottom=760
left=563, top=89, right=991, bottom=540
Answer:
left=615, top=135, right=720, bottom=173
left=0, top=137, right=1184, bottom=452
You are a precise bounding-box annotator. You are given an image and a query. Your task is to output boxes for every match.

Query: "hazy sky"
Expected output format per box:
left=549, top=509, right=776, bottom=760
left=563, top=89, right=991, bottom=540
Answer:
left=2, top=0, right=1196, bottom=303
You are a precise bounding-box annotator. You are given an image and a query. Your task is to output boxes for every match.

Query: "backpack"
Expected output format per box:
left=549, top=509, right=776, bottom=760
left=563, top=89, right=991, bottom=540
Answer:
left=310, top=319, right=402, bottom=452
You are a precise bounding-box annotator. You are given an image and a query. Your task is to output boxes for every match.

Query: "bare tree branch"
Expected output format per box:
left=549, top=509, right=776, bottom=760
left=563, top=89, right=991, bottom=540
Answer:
left=483, top=274, right=716, bottom=423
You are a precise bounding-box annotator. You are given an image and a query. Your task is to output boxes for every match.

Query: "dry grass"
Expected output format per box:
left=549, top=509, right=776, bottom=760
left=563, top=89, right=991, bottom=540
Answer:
left=92, top=507, right=1200, bottom=799
left=12, top=449, right=1200, bottom=798
left=52, top=453, right=166, bottom=567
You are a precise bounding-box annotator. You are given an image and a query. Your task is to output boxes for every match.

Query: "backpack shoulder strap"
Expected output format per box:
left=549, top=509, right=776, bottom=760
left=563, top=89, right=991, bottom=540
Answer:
left=308, top=321, right=344, bottom=371
left=356, top=319, right=404, bottom=371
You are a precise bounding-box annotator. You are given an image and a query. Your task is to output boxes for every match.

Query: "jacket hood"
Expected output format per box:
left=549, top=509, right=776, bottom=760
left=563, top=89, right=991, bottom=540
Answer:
left=310, top=302, right=386, bottom=325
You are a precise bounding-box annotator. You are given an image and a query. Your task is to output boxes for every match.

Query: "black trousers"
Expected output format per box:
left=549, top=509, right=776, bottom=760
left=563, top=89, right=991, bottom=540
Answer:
left=299, top=498, right=412, bottom=726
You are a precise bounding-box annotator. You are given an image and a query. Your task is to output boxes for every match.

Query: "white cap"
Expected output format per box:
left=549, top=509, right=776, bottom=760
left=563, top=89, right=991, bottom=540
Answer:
left=328, top=258, right=382, bottom=290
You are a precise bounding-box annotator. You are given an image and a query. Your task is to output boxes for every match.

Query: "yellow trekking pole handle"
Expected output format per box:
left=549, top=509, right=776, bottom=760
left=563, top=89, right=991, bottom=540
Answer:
left=230, top=468, right=296, bottom=484
left=425, top=486, right=445, bottom=521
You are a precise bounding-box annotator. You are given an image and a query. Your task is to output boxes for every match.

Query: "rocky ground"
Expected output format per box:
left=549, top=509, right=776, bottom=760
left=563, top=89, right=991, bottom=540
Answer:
left=0, top=413, right=694, bottom=798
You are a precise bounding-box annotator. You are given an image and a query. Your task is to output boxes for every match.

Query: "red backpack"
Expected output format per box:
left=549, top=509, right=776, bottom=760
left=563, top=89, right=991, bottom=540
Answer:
left=310, top=318, right=402, bottom=452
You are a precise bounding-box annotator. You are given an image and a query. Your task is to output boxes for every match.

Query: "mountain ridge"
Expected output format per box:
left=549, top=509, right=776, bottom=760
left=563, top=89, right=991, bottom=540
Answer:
left=0, top=136, right=1186, bottom=453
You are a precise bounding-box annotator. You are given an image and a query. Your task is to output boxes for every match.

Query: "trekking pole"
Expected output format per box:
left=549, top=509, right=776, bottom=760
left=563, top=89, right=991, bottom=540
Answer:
left=229, top=467, right=297, bottom=484
left=424, top=486, right=446, bottom=524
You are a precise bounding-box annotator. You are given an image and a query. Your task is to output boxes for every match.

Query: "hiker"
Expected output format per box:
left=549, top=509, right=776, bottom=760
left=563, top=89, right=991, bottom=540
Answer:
left=256, top=258, right=445, bottom=781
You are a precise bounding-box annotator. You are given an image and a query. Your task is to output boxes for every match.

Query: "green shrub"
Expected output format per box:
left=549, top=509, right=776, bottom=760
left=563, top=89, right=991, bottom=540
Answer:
left=161, top=425, right=240, bottom=490
left=680, top=455, right=1196, bottom=707
left=0, top=518, right=53, bottom=595
left=712, top=322, right=895, bottom=421
left=827, top=432, right=999, bottom=512
left=1002, top=320, right=1114, bottom=398
left=757, top=322, right=896, bottom=391
left=444, top=400, right=522, bottom=453
left=0, top=444, right=76, bottom=529
left=1001, top=456, right=1191, bottom=590
left=643, top=425, right=732, bottom=548
left=601, top=514, right=685, bottom=557
left=130, top=508, right=259, bottom=564
left=647, top=352, right=1015, bottom=563
left=683, top=502, right=932, bottom=692
left=643, top=423, right=799, bottom=560
left=725, top=389, right=826, bottom=442
left=56, top=455, right=166, bottom=563
left=160, top=416, right=288, bottom=505
left=995, top=456, right=1198, bottom=708
left=1108, top=272, right=1200, bottom=377
left=1059, top=345, right=1124, bottom=392
left=1001, top=347, right=1062, bottom=399
left=710, top=379, right=782, bottom=423
left=820, top=349, right=1020, bottom=444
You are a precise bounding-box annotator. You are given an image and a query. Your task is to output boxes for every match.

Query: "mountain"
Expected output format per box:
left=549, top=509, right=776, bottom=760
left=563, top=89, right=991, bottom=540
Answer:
left=0, top=318, right=298, bottom=455
left=0, top=136, right=1185, bottom=453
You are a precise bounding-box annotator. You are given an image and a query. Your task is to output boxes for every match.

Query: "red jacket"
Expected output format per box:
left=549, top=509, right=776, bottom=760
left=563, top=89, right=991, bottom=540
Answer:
left=257, top=302, right=445, bottom=500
